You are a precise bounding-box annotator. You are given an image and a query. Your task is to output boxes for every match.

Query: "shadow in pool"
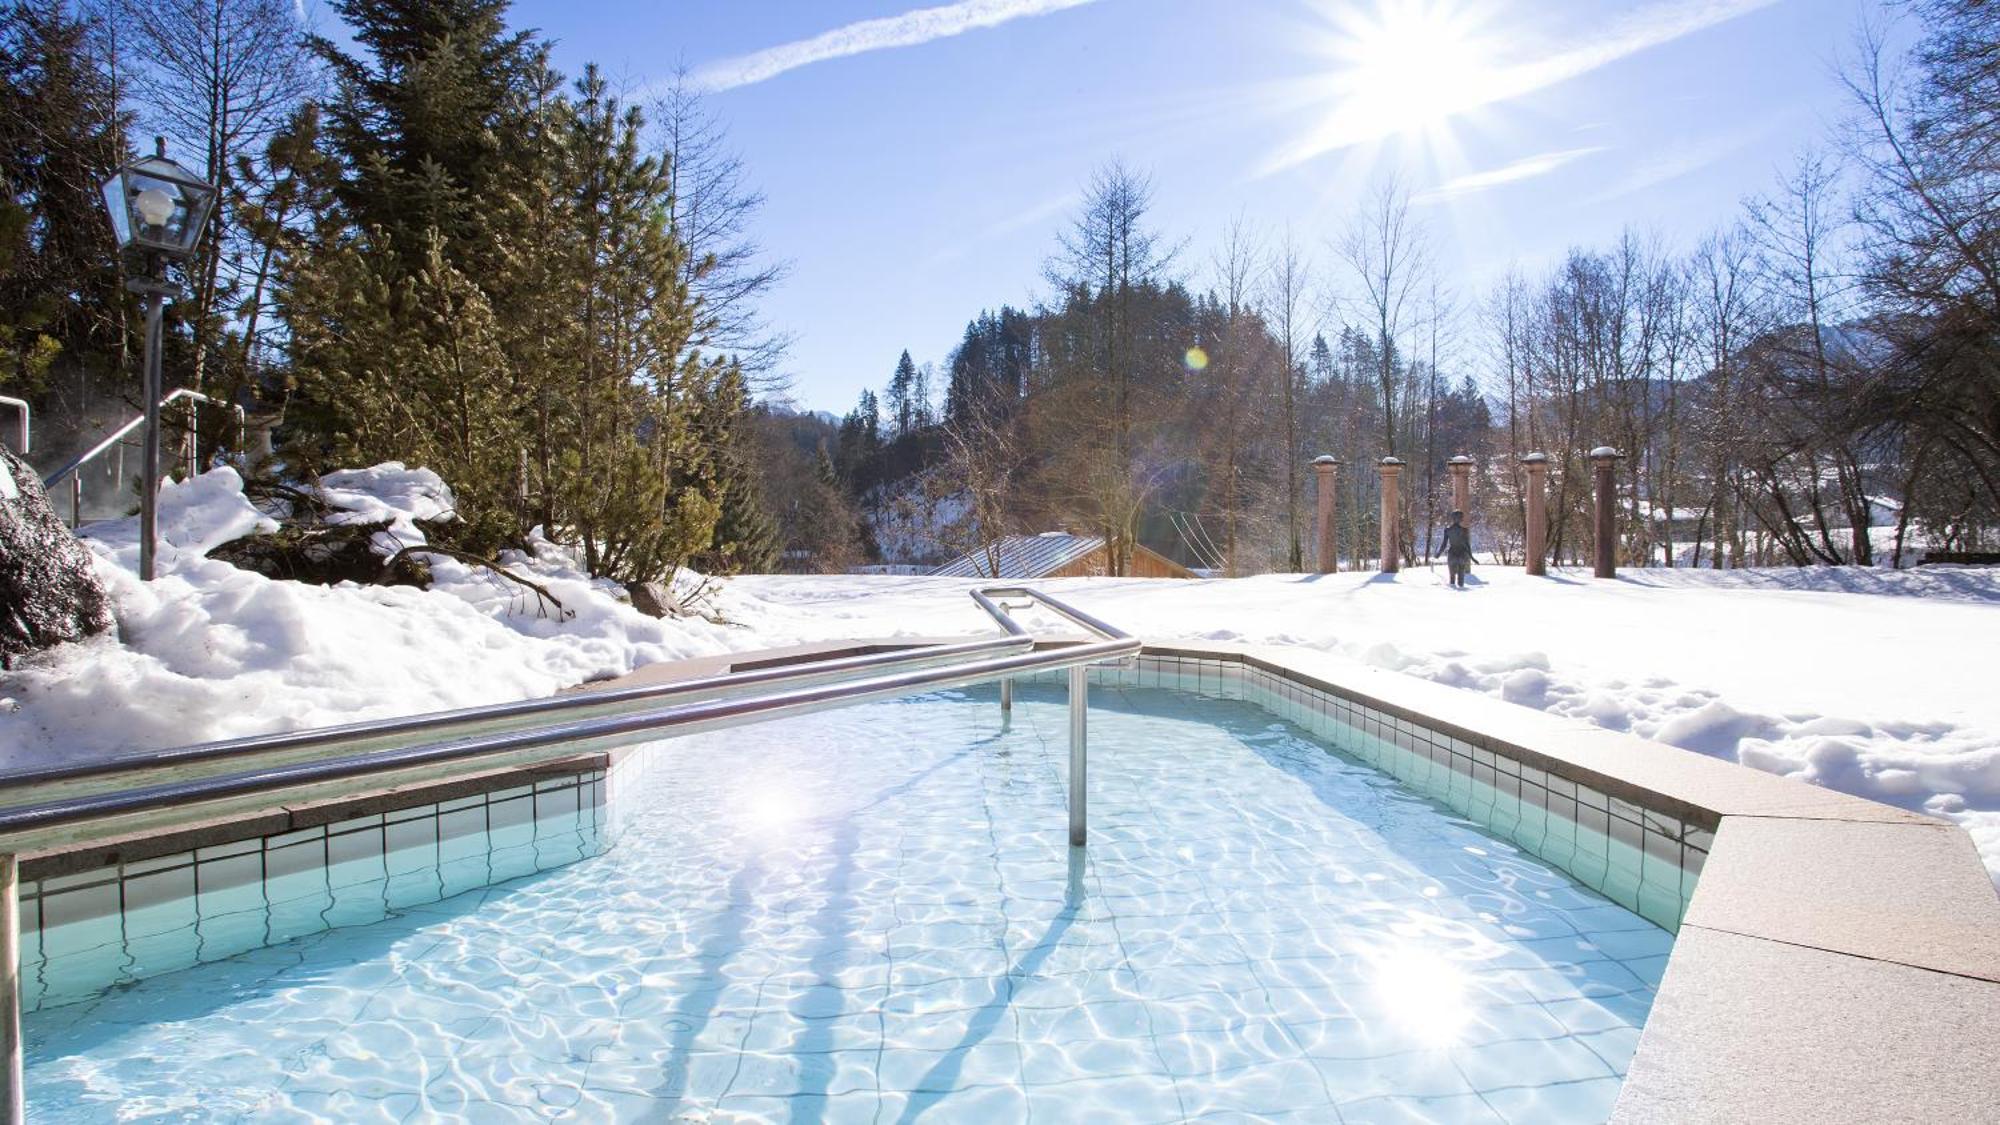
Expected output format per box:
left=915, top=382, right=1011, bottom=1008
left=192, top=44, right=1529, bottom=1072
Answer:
left=896, top=848, right=1086, bottom=1125
left=651, top=724, right=1015, bottom=1112
left=644, top=857, right=768, bottom=1110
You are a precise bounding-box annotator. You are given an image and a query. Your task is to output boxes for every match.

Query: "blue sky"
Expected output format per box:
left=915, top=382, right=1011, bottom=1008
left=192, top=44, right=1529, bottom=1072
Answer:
left=508, top=0, right=1885, bottom=413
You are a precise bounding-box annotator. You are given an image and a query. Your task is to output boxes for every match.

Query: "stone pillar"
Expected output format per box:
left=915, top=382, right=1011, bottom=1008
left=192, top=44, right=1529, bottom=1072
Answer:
left=1521, top=453, right=1549, bottom=577
left=1311, top=455, right=1339, bottom=574
left=1377, top=457, right=1404, bottom=574
left=1447, top=455, right=1473, bottom=517
left=1591, top=446, right=1623, bottom=579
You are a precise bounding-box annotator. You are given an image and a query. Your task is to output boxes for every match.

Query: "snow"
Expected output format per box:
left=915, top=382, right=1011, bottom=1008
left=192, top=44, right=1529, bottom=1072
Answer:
left=3, top=463, right=1998, bottom=889
left=721, top=567, right=2000, bottom=887
left=0, top=465, right=839, bottom=764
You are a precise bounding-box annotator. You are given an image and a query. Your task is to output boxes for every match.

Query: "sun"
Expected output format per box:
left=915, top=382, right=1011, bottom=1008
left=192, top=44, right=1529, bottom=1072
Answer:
left=1263, top=0, right=1506, bottom=174
left=1338, top=0, right=1497, bottom=140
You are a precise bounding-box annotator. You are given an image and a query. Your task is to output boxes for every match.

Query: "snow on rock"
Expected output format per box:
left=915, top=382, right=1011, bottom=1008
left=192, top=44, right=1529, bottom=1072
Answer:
left=317, top=463, right=457, bottom=544
left=0, top=465, right=823, bottom=769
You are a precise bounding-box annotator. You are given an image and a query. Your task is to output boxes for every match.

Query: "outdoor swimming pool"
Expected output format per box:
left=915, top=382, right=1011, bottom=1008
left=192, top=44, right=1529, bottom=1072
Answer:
left=23, top=679, right=1673, bottom=1122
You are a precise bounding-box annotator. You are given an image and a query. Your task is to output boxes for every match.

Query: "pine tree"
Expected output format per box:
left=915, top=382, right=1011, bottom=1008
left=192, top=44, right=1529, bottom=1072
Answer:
left=0, top=0, right=131, bottom=393
left=280, top=5, right=746, bottom=581
left=886, top=349, right=918, bottom=438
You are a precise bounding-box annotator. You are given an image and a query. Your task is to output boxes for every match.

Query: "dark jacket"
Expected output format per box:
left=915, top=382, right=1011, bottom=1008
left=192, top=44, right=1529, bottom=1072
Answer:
left=1443, top=524, right=1473, bottom=563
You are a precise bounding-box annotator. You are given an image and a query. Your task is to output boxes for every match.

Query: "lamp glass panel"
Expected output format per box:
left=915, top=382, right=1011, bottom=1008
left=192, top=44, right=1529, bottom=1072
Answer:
left=100, top=176, right=133, bottom=247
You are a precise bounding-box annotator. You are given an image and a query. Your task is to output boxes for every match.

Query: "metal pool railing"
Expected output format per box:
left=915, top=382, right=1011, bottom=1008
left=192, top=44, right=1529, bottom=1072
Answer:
left=38, top=388, right=244, bottom=526
left=0, top=586, right=1136, bottom=1121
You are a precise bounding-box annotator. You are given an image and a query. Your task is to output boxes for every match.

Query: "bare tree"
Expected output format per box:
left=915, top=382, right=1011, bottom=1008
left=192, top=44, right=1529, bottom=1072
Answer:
left=1264, top=225, right=1313, bottom=570
left=1044, top=160, right=1179, bottom=574
left=654, top=71, right=792, bottom=391
left=116, top=0, right=317, bottom=393
left=1332, top=176, right=1429, bottom=461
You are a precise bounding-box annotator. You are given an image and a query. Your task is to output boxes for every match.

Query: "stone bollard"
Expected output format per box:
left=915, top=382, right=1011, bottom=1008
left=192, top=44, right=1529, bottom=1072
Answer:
left=1311, top=455, right=1339, bottom=574
left=1521, top=453, right=1550, bottom=577
left=1447, top=455, right=1473, bottom=519
left=1378, top=457, right=1404, bottom=574
left=1591, top=446, right=1623, bottom=579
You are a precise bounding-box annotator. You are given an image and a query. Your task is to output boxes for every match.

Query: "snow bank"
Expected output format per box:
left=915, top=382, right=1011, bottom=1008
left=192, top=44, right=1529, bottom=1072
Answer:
left=0, top=465, right=844, bottom=767
left=728, top=569, right=2000, bottom=887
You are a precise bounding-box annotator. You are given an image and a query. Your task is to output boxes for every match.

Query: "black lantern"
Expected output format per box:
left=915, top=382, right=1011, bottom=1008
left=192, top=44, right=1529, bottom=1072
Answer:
left=97, top=138, right=217, bottom=581
left=99, top=142, right=217, bottom=261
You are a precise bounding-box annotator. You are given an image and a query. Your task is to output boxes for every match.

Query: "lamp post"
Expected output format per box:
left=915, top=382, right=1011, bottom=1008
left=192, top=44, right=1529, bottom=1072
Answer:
left=99, top=138, right=217, bottom=581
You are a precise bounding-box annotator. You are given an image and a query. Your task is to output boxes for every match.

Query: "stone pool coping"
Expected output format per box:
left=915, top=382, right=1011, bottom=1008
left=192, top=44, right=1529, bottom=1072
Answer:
left=1116, top=638, right=2000, bottom=1124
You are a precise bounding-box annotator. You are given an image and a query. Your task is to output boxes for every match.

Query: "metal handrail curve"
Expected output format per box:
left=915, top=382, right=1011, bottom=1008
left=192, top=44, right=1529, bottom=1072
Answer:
left=0, top=587, right=1134, bottom=853
left=0, top=634, right=1035, bottom=803
left=41, top=389, right=243, bottom=488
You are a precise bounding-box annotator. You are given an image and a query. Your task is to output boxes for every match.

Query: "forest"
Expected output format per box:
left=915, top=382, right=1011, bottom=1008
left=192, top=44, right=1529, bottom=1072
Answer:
left=4, top=0, right=1996, bottom=582
left=799, top=0, right=1997, bottom=576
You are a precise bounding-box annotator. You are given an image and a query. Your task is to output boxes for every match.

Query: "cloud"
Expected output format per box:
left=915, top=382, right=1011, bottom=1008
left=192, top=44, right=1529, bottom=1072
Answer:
left=1417, top=146, right=1605, bottom=202
left=1581, top=113, right=1788, bottom=204
left=692, top=0, right=1101, bottom=91
left=1263, top=0, right=1781, bottom=174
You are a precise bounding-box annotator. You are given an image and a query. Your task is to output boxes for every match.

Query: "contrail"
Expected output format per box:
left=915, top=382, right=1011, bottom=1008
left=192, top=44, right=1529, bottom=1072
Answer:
left=692, top=0, right=1102, bottom=91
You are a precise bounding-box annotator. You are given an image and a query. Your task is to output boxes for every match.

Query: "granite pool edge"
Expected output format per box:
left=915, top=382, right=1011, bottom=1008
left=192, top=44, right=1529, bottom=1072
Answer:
left=1135, top=638, right=2000, bottom=1125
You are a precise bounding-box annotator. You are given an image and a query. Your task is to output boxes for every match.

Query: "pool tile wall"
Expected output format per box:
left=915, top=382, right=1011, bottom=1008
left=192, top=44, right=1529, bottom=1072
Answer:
left=19, top=768, right=609, bottom=1013
left=1029, top=651, right=1705, bottom=931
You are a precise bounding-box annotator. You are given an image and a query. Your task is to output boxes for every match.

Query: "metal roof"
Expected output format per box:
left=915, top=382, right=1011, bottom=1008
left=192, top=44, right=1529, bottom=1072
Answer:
left=931, top=533, right=1106, bottom=579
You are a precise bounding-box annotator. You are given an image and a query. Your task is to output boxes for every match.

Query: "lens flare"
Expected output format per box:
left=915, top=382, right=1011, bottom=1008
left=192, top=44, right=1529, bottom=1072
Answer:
left=1184, top=346, right=1209, bottom=371
left=1371, top=948, right=1472, bottom=1046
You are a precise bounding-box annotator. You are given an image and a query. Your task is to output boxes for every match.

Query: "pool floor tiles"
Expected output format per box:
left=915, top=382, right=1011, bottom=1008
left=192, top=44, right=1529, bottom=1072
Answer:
left=23, top=684, right=1672, bottom=1123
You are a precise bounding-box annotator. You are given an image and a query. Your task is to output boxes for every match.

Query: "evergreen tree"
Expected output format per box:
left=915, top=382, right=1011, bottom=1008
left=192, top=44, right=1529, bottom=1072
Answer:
left=280, top=4, right=756, bottom=581
left=886, top=349, right=917, bottom=438
left=0, top=0, right=131, bottom=393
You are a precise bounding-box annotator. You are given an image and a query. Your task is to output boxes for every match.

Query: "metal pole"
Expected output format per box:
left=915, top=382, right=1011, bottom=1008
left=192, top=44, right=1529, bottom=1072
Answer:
left=70, top=476, right=81, bottom=527
left=139, top=285, right=165, bottom=581
left=0, top=853, right=22, bottom=1125
left=1067, top=664, right=1087, bottom=847
left=999, top=677, right=1012, bottom=714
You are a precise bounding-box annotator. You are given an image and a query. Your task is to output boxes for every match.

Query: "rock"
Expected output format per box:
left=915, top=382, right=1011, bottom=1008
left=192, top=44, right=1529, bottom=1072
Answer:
left=625, top=580, right=681, bottom=619
left=0, top=444, right=113, bottom=662
left=208, top=519, right=431, bottom=587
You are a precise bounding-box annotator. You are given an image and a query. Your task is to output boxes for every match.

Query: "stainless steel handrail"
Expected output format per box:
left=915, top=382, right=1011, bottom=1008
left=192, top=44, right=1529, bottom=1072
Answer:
left=0, top=630, right=1136, bottom=847
left=0, top=588, right=1132, bottom=852
left=41, top=389, right=246, bottom=525
left=0, top=634, right=1034, bottom=807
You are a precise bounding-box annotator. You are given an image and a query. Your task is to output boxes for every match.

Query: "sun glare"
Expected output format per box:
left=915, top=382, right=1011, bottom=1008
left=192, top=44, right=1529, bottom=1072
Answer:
left=1265, top=0, right=1505, bottom=175
left=1340, top=0, right=1495, bottom=139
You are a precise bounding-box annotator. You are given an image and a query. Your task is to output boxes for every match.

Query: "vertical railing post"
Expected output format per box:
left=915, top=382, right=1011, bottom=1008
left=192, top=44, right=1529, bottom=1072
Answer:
left=999, top=676, right=1013, bottom=715
left=1067, top=664, right=1087, bottom=846
left=1, top=852, right=22, bottom=1125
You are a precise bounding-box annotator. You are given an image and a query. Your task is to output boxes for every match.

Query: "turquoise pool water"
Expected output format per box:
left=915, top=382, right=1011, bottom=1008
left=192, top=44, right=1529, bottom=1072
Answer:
left=25, top=682, right=1670, bottom=1122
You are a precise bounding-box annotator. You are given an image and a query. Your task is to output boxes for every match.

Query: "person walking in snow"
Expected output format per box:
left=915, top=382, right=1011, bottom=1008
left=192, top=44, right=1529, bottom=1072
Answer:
left=1443, top=511, right=1473, bottom=588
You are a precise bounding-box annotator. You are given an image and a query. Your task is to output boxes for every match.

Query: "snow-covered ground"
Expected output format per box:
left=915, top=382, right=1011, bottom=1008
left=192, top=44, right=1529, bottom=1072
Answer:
left=3, top=464, right=1996, bottom=887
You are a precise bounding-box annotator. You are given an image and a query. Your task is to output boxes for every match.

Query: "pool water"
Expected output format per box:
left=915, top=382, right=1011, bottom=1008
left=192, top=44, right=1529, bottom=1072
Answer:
left=26, top=683, right=1670, bottom=1122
